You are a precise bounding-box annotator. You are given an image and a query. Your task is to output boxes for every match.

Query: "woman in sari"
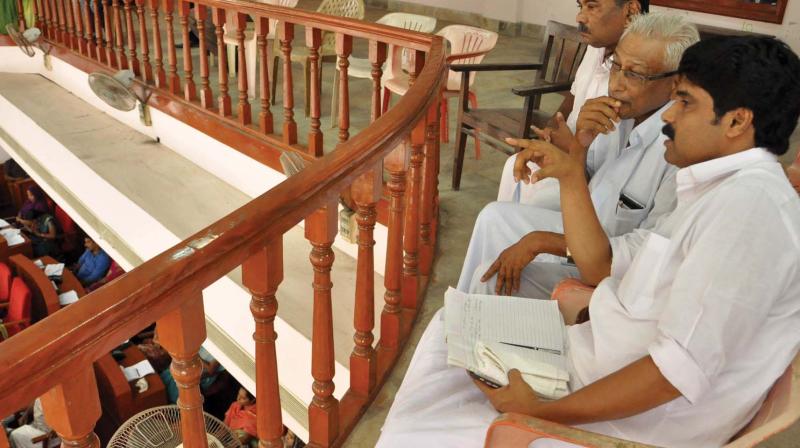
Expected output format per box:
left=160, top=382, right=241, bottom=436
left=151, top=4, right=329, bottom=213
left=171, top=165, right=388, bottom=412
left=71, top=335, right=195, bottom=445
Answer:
left=224, top=388, right=257, bottom=447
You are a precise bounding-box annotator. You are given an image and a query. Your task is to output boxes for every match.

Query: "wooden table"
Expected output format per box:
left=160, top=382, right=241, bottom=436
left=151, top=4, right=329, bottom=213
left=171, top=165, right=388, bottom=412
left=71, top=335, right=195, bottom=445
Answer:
left=39, top=255, right=86, bottom=298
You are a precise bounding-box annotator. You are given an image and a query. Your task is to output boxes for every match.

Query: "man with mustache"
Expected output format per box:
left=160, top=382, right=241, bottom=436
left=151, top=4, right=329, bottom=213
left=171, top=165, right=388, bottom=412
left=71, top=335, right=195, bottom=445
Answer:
left=378, top=35, right=800, bottom=448
left=496, top=0, right=648, bottom=203
left=458, top=13, right=698, bottom=298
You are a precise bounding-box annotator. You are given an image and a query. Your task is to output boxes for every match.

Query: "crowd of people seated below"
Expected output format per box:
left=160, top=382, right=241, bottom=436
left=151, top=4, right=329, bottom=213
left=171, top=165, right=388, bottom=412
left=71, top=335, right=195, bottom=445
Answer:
left=377, top=5, right=800, bottom=447
left=2, top=399, right=58, bottom=448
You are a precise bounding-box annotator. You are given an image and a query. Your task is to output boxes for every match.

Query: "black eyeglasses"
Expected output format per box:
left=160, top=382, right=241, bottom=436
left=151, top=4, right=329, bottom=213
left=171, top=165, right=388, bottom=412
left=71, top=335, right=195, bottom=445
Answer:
left=608, top=57, right=677, bottom=84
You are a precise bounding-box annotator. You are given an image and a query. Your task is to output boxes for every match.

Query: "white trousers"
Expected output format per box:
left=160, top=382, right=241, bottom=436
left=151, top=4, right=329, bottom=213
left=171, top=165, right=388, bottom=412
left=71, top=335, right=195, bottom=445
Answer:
left=376, top=310, right=581, bottom=448
left=497, top=154, right=562, bottom=207
left=456, top=201, right=579, bottom=298
left=8, top=426, right=58, bottom=448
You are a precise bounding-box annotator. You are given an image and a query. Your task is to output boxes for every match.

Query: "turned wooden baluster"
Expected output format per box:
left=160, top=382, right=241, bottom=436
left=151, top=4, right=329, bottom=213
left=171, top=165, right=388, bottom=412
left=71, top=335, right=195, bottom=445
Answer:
left=401, top=53, right=425, bottom=309
left=419, top=101, right=440, bottom=276
left=278, top=22, right=297, bottom=145
left=136, top=0, right=152, bottom=82
left=64, top=0, right=76, bottom=49
left=256, top=17, right=273, bottom=133
left=123, top=0, right=140, bottom=75
left=369, top=41, right=387, bottom=123
left=34, top=0, right=44, bottom=30
left=350, top=163, right=382, bottom=396
left=42, top=0, right=53, bottom=40
left=163, top=0, right=179, bottom=93
left=305, top=202, right=340, bottom=447
left=336, top=33, right=352, bottom=144
left=103, top=0, right=116, bottom=67
left=306, top=28, right=323, bottom=155
left=196, top=4, right=212, bottom=109
left=55, top=0, right=67, bottom=44
left=149, top=0, right=166, bottom=86
left=16, top=0, right=26, bottom=29
left=243, top=241, right=285, bottom=448
left=233, top=12, right=251, bottom=125
left=157, top=295, right=209, bottom=448
left=81, top=0, right=96, bottom=60
left=177, top=1, right=195, bottom=101
left=212, top=8, right=231, bottom=116
left=91, top=0, right=103, bottom=62
left=381, top=143, right=408, bottom=350
left=112, top=0, right=127, bottom=69
left=40, top=369, right=102, bottom=448
left=71, top=0, right=86, bottom=55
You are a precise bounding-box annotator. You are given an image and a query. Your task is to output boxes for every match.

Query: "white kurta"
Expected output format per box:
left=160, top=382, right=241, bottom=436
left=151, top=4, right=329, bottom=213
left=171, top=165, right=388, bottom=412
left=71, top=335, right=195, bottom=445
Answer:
left=497, top=46, right=609, bottom=203
left=458, top=103, right=677, bottom=296
left=378, top=148, right=800, bottom=448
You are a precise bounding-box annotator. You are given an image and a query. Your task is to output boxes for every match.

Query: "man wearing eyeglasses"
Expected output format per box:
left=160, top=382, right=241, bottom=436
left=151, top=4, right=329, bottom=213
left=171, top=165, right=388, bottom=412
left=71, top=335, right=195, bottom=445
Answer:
left=457, top=13, right=698, bottom=299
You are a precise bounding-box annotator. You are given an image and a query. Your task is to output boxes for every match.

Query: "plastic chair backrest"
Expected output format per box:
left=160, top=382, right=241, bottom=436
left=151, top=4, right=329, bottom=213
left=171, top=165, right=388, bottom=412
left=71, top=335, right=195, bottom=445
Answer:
left=378, top=12, right=436, bottom=33
left=8, top=276, right=31, bottom=323
left=315, top=0, right=365, bottom=52
left=0, top=262, right=12, bottom=302
left=437, top=24, right=499, bottom=91
left=225, top=0, right=299, bottom=38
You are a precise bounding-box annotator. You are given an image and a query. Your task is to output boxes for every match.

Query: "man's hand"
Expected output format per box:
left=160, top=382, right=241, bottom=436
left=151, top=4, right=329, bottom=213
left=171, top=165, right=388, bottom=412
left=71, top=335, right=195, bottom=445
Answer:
left=507, top=138, right=586, bottom=186
left=481, top=234, right=541, bottom=295
left=472, top=369, right=543, bottom=415
left=576, top=96, right=621, bottom=148
left=532, top=112, right=581, bottom=155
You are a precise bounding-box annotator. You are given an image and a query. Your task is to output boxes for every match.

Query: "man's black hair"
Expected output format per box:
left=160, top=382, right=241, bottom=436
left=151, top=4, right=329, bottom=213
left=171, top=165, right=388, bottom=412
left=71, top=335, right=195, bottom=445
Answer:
left=678, top=36, right=800, bottom=155
left=615, top=0, right=649, bottom=13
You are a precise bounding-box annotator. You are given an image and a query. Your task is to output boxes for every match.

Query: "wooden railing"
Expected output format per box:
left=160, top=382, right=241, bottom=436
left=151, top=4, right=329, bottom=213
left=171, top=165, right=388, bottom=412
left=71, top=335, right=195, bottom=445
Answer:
left=0, top=1, right=444, bottom=447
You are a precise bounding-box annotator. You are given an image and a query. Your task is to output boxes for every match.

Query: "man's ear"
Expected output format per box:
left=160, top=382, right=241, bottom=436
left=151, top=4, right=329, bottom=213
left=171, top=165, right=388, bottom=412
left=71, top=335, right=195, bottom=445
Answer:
left=725, top=108, right=754, bottom=139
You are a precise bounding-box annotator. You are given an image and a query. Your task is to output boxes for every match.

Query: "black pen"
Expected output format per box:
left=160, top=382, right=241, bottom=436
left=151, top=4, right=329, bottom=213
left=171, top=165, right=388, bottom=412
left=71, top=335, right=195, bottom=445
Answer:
left=499, top=341, right=561, bottom=355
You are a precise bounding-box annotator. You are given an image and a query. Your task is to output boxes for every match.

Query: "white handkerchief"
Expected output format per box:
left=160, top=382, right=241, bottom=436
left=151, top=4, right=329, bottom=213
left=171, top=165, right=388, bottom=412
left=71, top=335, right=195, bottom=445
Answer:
left=474, top=341, right=570, bottom=400
left=121, top=359, right=156, bottom=382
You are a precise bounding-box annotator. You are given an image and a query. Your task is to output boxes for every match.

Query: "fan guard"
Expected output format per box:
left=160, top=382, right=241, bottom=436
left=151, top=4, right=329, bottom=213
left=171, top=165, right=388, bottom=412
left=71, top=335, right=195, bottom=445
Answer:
left=107, top=405, right=240, bottom=448
left=5, top=24, right=39, bottom=58
left=88, top=70, right=139, bottom=112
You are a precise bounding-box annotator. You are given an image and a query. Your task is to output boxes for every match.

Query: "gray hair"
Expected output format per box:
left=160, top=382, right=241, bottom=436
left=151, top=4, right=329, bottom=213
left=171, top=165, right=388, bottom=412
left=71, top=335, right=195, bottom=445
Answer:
left=621, top=12, right=700, bottom=71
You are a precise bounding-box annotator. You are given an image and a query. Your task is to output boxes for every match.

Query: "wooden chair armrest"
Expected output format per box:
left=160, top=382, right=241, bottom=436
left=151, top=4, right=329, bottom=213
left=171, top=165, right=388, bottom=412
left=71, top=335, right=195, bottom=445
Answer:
left=485, top=413, right=654, bottom=448
left=31, top=430, right=57, bottom=444
left=450, top=62, right=544, bottom=73
left=512, top=80, right=574, bottom=97
left=446, top=49, right=494, bottom=63
left=1, top=317, right=30, bottom=327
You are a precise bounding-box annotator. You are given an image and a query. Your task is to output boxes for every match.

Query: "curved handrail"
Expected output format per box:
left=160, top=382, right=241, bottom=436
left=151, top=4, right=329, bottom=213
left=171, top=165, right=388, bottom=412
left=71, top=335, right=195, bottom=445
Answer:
left=0, top=31, right=445, bottom=416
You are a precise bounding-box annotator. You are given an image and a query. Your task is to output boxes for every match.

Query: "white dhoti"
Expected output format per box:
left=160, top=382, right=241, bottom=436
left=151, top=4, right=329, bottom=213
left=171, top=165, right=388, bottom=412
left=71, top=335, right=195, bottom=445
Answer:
left=377, top=309, right=583, bottom=448
left=456, top=201, right=579, bottom=298
left=8, top=425, right=58, bottom=448
left=497, top=154, right=562, bottom=207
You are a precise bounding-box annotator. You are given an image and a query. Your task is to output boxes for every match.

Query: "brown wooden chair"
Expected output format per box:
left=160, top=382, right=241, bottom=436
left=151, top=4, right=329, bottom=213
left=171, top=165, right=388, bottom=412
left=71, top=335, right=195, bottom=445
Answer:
left=8, top=254, right=60, bottom=324
left=450, top=21, right=587, bottom=190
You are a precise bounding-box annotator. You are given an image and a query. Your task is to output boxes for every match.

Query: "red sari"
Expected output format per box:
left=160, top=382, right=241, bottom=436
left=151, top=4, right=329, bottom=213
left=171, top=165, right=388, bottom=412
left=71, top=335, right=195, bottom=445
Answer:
left=224, top=402, right=257, bottom=437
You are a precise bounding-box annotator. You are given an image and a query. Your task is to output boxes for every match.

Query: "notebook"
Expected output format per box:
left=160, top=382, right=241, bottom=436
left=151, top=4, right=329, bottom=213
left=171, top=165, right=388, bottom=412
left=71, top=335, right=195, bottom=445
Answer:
left=444, top=287, right=570, bottom=399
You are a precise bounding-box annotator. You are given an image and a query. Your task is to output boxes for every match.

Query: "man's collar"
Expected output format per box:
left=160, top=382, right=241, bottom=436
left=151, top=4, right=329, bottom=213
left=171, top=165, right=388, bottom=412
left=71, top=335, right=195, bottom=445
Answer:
left=627, top=101, right=672, bottom=150
left=676, top=147, right=777, bottom=190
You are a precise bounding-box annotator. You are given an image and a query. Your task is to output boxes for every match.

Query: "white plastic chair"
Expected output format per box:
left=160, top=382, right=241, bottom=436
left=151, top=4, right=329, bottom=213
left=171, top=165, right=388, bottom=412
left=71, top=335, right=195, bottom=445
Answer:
left=382, top=24, right=498, bottom=149
left=224, top=0, right=299, bottom=99
left=330, top=12, right=436, bottom=127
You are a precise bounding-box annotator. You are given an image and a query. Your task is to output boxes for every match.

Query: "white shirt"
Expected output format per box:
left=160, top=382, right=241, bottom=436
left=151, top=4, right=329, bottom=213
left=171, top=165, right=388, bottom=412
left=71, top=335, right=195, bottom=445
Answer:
left=584, top=102, right=677, bottom=236
left=567, top=46, right=610, bottom=132
left=568, top=148, right=800, bottom=447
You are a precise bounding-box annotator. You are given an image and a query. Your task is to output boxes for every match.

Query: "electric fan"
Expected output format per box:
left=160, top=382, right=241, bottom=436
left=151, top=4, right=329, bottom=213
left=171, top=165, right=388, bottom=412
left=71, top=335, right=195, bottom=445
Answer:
left=88, top=69, right=153, bottom=126
left=107, top=405, right=240, bottom=448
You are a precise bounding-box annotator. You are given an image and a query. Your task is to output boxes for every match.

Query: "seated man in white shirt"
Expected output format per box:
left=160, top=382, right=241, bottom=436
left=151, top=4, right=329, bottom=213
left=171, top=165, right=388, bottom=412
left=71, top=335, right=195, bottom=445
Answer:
left=458, top=14, right=698, bottom=297
left=377, top=35, right=800, bottom=448
left=497, top=0, right=648, bottom=203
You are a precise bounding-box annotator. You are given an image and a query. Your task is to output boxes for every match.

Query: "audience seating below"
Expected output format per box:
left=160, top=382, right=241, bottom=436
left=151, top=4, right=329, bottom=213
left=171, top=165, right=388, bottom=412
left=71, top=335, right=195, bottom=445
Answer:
left=8, top=254, right=85, bottom=324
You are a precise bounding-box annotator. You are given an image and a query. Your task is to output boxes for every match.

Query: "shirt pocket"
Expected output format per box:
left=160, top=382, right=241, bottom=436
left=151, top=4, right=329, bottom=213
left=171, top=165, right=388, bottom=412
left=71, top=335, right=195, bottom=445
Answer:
left=616, top=232, right=671, bottom=319
left=612, top=206, right=649, bottom=236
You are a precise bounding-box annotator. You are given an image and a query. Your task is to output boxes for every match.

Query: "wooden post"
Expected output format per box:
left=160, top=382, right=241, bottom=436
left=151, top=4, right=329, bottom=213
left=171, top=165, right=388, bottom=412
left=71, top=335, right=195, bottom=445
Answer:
left=103, top=0, right=116, bottom=67
left=350, top=163, right=381, bottom=396
left=256, top=17, right=273, bottom=134
left=150, top=0, right=166, bottom=86
left=71, top=0, right=86, bottom=55
left=212, top=7, right=231, bottom=116
left=123, top=0, right=140, bottom=74
left=306, top=27, right=323, bottom=156
left=234, top=12, right=251, bottom=125
left=16, top=0, right=26, bottom=29
left=81, top=0, right=95, bottom=60
left=336, top=34, right=352, bottom=144
left=243, top=241, right=285, bottom=448
left=40, top=369, right=102, bottom=448
left=92, top=0, right=104, bottom=63
left=178, top=0, right=195, bottom=101
left=64, top=0, right=76, bottom=49
left=381, top=143, right=408, bottom=349
left=136, top=0, right=152, bottom=82
left=196, top=4, right=212, bottom=109
left=305, top=202, right=339, bottom=447
left=278, top=22, right=297, bottom=145
left=369, top=40, right=387, bottom=123
left=419, top=102, right=439, bottom=276
left=112, top=0, right=127, bottom=69
left=42, top=0, right=53, bottom=40
left=157, top=295, right=209, bottom=448
left=56, top=0, right=67, bottom=44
